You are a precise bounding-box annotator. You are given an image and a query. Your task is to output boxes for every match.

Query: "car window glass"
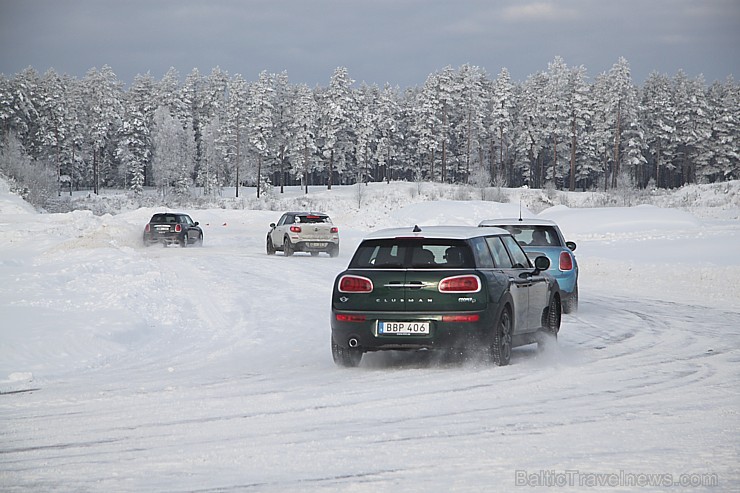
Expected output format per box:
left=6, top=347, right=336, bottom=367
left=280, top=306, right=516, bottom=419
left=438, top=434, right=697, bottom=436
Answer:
left=352, top=242, right=404, bottom=268
left=528, top=226, right=559, bottom=246
left=349, top=240, right=473, bottom=269
left=300, top=215, right=329, bottom=224
left=485, top=236, right=514, bottom=268
left=470, top=237, right=495, bottom=268
left=502, top=235, right=531, bottom=268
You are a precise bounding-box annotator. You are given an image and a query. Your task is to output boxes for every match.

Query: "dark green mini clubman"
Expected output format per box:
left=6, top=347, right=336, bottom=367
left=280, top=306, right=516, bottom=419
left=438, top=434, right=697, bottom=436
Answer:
left=330, top=225, right=562, bottom=367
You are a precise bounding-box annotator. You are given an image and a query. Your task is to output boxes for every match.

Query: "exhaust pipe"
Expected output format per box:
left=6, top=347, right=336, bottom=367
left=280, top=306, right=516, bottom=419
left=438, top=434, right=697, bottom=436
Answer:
left=348, top=338, right=359, bottom=348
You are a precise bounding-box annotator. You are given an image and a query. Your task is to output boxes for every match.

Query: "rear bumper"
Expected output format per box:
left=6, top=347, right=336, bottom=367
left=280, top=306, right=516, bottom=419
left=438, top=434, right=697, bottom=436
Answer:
left=143, top=232, right=184, bottom=245
left=331, top=309, right=492, bottom=352
left=294, top=240, right=339, bottom=252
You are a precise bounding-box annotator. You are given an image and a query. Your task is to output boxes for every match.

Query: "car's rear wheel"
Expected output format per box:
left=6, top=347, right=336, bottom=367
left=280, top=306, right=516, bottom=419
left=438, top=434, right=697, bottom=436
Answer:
left=283, top=237, right=293, bottom=256
left=331, top=338, right=362, bottom=367
left=328, top=245, right=339, bottom=258
left=266, top=236, right=275, bottom=255
left=563, top=285, right=578, bottom=313
left=538, top=294, right=561, bottom=352
left=543, top=293, right=562, bottom=335
left=491, top=306, right=512, bottom=366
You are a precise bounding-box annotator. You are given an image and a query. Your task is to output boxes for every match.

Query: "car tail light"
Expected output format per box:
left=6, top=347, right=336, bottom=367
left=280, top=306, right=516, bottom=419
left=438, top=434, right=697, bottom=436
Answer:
left=336, top=314, right=367, bottom=322
left=442, top=314, right=480, bottom=322
left=144, top=224, right=150, bottom=232
left=330, top=227, right=338, bottom=233
left=290, top=225, right=302, bottom=233
left=175, top=224, right=182, bottom=233
left=559, top=252, right=573, bottom=271
left=439, top=275, right=481, bottom=293
left=338, top=275, right=373, bottom=293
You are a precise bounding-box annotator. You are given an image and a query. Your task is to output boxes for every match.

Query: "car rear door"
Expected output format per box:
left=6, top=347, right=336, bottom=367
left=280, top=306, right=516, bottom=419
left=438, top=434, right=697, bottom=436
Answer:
left=501, top=235, right=549, bottom=330
left=486, top=235, right=529, bottom=333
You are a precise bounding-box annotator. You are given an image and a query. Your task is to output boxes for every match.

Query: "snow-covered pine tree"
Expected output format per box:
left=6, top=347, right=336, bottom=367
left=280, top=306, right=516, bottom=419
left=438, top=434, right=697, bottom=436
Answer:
left=117, top=73, right=155, bottom=194
left=490, top=68, right=516, bottom=186
left=287, top=84, right=318, bottom=193
left=248, top=71, right=275, bottom=198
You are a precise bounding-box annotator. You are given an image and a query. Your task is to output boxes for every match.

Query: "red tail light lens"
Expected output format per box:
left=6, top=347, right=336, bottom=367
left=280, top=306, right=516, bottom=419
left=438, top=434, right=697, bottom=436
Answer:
left=559, top=252, right=573, bottom=271
left=338, top=275, right=373, bottom=293
left=175, top=224, right=182, bottom=233
left=330, top=227, right=338, bottom=233
left=145, top=224, right=150, bottom=232
left=290, top=225, right=302, bottom=233
left=442, top=314, right=480, bottom=322
left=336, top=314, right=367, bottom=322
left=439, top=275, right=481, bottom=293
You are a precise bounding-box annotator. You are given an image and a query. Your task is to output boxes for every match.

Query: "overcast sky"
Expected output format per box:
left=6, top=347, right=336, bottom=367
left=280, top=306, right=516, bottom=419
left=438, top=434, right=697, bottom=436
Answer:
left=1, top=0, right=738, bottom=88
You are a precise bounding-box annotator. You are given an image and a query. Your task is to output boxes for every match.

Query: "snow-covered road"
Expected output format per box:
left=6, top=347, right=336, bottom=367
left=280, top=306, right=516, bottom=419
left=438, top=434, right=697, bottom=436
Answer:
left=1, top=184, right=739, bottom=491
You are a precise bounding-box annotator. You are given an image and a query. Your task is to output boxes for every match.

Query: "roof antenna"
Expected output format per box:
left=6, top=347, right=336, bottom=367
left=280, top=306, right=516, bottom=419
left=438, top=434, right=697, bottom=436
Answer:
left=413, top=225, right=422, bottom=232
left=518, top=198, right=523, bottom=222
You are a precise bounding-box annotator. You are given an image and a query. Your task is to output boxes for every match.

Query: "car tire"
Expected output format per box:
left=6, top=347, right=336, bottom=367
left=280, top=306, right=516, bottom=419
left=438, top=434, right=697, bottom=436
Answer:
left=491, top=306, right=513, bottom=366
left=266, top=236, right=276, bottom=255
left=331, top=338, right=362, bottom=367
left=328, top=245, right=339, bottom=258
left=563, top=285, right=578, bottom=314
left=180, top=235, right=188, bottom=247
left=283, top=237, right=293, bottom=256
left=543, top=293, right=562, bottom=335
left=196, top=234, right=204, bottom=247
left=538, top=294, right=561, bottom=352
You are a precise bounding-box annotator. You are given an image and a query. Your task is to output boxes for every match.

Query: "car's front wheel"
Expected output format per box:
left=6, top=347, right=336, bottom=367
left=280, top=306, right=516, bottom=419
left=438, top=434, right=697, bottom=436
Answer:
left=180, top=235, right=188, bottom=247
left=331, top=338, right=362, bottom=367
left=490, top=306, right=513, bottom=366
left=266, top=236, right=275, bottom=255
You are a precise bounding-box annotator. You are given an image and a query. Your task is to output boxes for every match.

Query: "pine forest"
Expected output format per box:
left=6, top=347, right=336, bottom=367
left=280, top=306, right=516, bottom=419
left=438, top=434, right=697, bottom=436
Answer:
left=1, top=56, right=738, bottom=209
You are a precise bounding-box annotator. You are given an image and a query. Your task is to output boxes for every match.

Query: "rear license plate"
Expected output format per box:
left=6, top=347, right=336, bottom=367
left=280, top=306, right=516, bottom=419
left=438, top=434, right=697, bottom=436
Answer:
left=308, top=242, right=327, bottom=248
left=378, top=321, right=430, bottom=335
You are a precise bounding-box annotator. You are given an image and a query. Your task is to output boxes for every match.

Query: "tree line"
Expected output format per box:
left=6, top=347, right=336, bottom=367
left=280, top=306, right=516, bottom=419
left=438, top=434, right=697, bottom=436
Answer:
left=1, top=56, right=738, bottom=204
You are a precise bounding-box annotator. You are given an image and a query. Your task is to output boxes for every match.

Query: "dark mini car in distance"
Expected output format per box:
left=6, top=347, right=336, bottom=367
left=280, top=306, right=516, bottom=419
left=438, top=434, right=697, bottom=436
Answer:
left=479, top=218, right=578, bottom=313
left=330, top=225, right=562, bottom=367
left=143, top=213, right=203, bottom=247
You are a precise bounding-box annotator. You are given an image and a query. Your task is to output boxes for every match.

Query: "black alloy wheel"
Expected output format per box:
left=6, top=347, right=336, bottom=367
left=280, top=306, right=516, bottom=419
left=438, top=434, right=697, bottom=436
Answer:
left=491, top=307, right=513, bottom=366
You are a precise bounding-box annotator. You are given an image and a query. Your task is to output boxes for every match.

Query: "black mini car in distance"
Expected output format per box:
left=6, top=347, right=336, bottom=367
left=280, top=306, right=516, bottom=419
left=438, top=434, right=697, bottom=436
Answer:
left=143, top=213, right=203, bottom=247
left=330, top=225, right=562, bottom=367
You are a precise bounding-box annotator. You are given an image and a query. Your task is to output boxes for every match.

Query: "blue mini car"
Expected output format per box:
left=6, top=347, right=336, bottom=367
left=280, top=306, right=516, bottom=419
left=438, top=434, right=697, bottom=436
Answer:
left=479, top=218, right=579, bottom=313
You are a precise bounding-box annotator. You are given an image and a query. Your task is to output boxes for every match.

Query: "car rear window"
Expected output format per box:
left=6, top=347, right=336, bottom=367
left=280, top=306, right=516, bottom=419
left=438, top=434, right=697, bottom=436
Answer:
left=500, top=225, right=562, bottom=247
left=150, top=214, right=178, bottom=224
left=298, top=215, right=330, bottom=224
left=350, top=239, right=474, bottom=269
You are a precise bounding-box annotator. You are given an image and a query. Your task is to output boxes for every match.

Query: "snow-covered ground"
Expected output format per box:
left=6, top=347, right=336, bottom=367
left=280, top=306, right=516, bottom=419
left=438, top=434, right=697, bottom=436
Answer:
left=1, top=179, right=739, bottom=492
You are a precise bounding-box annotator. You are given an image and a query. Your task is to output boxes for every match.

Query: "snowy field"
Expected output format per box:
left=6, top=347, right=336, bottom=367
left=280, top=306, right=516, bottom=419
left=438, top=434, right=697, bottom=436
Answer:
left=1, top=179, right=739, bottom=492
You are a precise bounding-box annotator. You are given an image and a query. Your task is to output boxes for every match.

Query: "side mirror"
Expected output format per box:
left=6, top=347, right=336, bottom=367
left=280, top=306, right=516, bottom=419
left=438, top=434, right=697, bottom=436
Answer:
left=566, top=241, right=577, bottom=251
left=193, top=222, right=199, bottom=226
left=270, top=223, right=276, bottom=228
left=534, top=255, right=550, bottom=273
